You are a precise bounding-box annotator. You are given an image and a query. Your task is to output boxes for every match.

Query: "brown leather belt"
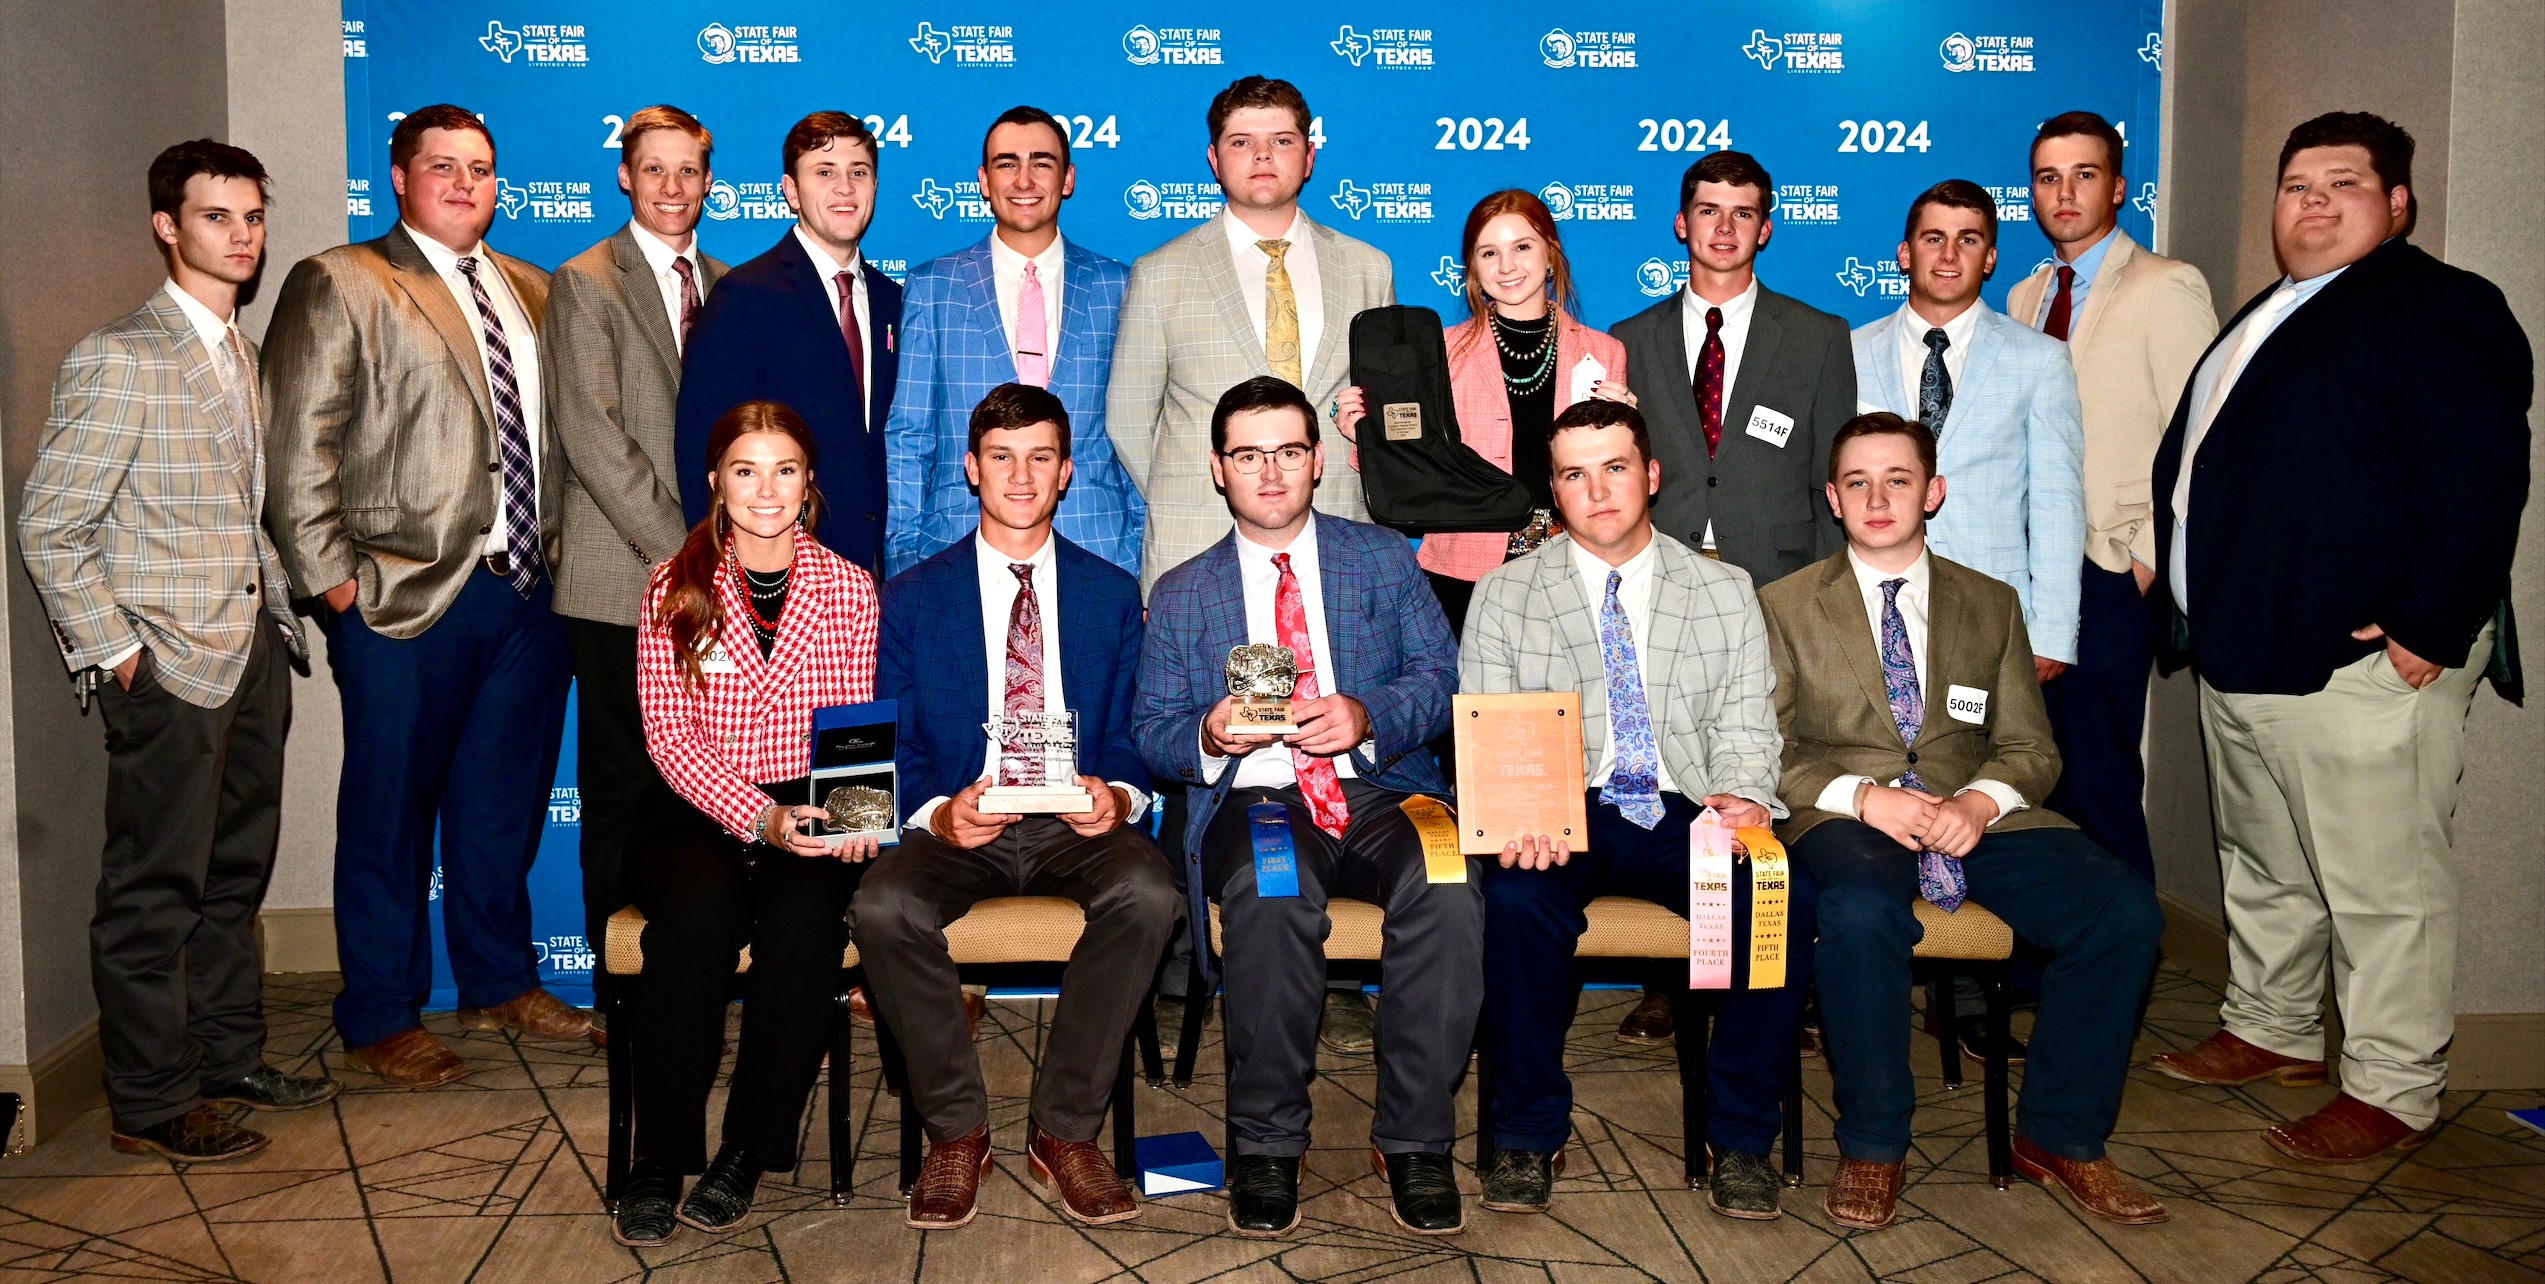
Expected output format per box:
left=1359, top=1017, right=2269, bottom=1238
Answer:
left=481, top=551, right=515, bottom=579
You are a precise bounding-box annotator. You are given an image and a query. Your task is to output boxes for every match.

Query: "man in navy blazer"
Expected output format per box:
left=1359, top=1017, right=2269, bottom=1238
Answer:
left=677, top=112, right=902, bottom=572
left=863, top=383, right=1176, bottom=1230
left=1134, top=376, right=1474, bottom=1239
left=884, top=107, right=1140, bottom=578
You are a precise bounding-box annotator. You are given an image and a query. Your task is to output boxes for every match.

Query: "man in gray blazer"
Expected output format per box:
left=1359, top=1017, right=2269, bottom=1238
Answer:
left=1107, top=75, right=1396, bottom=593
left=1616, top=151, right=1856, bottom=582
left=265, top=105, right=589, bottom=1088
left=19, top=140, right=333, bottom=1163
left=1462, top=400, right=1807, bottom=1221
left=543, top=105, right=728, bottom=989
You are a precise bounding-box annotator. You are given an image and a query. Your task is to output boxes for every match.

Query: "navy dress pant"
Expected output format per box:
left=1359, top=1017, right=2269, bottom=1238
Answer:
left=1483, top=791, right=1817, bottom=1157
left=325, top=569, right=572, bottom=1048
left=2042, top=559, right=2157, bottom=884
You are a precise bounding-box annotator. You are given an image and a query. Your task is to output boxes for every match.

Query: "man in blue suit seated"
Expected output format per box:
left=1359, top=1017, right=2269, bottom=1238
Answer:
left=885, top=107, right=1140, bottom=578
left=1135, top=376, right=1477, bottom=1240
left=862, top=383, right=1177, bottom=1232
left=678, top=111, right=902, bottom=572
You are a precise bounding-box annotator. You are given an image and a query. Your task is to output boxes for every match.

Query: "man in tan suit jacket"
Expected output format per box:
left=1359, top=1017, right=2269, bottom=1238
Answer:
left=1107, top=75, right=1395, bottom=594
left=1759, top=413, right=2162, bottom=1232
left=264, top=106, right=589, bottom=1088
left=543, top=105, right=728, bottom=992
left=2007, top=112, right=2216, bottom=883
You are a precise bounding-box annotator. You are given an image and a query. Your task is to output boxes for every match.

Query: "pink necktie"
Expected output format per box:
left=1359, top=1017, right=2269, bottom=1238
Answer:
left=1016, top=261, right=1049, bottom=387
left=1273, top=553, right=1350, bottom=839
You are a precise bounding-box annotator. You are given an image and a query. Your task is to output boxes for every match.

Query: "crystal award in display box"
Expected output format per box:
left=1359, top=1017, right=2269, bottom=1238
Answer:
left=1225, top=643, right=1300, bottom=734
left=979, top=709, right=1094, bottom=814
left=807, top=700, right=900, bottom=848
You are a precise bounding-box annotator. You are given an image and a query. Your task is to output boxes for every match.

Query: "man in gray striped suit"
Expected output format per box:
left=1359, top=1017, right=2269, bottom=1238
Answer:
left=1107, top=75, right=1396, bottom=594
left=19, top=141, right=334, bottom=1163
left=543, top=105, right=728, bottom=993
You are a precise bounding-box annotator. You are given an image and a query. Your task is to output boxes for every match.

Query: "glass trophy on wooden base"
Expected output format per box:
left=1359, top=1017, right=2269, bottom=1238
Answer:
left=979, top=709, right=1094, bottom=814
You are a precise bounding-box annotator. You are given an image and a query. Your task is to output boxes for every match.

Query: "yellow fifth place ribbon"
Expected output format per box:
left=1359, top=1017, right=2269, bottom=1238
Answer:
left=1400, top=795, right=1467, bottom=884
left=1737, top=825, right=1790, bottom=991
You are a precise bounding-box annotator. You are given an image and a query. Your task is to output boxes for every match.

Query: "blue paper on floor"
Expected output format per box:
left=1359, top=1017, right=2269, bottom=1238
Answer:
left=1136, top=1132, right=1223, bottom=1196
left=2511, top=1108, right=2545, bottom=1139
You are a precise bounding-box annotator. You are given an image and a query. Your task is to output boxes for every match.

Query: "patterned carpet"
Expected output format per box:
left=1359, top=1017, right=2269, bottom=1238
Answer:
left=0, top=965, right=2538, bottom=1282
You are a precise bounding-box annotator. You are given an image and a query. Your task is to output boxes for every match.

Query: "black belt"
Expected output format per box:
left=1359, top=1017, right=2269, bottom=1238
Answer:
left=481, top=551, right=516, bottom=579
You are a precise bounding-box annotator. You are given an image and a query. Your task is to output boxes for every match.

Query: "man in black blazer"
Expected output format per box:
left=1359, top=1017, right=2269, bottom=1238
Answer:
left=2147, top=112, right=2530, bottom=1164
left=1609, top=149, right=1857, bottom=1043
left=676, top=111, right=902, bottom=572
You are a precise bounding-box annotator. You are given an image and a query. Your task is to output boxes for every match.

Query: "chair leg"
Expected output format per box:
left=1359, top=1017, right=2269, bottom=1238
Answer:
left=1781, top=1033, right=1805, bottom=1188
left=1929, top=973, right=1964, bottom=1090
left=1113, top=1035, right=1139, bottom=1180
left=1173, top=947, right=1209, bottom=1088
left=873, top=1014, right=922, bottom=1195
left=604, top=978, right=633, bottom=1211
left=1133, top=997, right=1165, bottom=1088
left=830, top=985, right=857, bottom=1206
left=1983, top=968, right=2013, bottom=1190
left=1671, top=983, right=1709, bottom=1189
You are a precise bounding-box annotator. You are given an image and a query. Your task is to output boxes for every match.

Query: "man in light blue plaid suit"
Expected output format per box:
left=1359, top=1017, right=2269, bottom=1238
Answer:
left=886, top=108, right=1140, bottom=578
left=18, top=141, right=334, bottom=1164
left=1853, top=180, right=2087, bottom=679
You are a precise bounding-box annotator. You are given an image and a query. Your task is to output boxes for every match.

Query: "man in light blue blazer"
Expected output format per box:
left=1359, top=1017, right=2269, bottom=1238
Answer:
left=885, top=108, right=1140, bottom=578
left=1853, top=179, right=2087, bottom=680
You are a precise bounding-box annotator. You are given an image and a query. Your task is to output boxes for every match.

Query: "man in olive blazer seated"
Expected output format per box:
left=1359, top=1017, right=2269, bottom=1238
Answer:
left=1757, top=413, right=2162, bottom=1232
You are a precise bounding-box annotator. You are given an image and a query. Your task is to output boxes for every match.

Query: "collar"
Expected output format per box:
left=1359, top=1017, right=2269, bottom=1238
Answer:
left=792, top=224, right=863, bottom=281
left=1224, top=208, right=1306, bottom=260
left=1681, top=275, right=1759, bottom=329
left=1898, top=297, right=1984, bottom=351
left=2054, top=225, right=2119, bottom=280
left=1234, top=514, right=1320, bottom=570
left=2280, top=262, right=2351, bottom=300
left=630, top=221, right=697, bottom=277
left=990, top=229, right=1066, bottom=279
left=1569, top=533, right=1659, bottom=589
left=1846, top=544, right=1932, bottom=601
left=402, top=223, right=490, bottom=275
left=160, top=279, right=234, bottom=351
left=975, top=527, right=1057, bottom=577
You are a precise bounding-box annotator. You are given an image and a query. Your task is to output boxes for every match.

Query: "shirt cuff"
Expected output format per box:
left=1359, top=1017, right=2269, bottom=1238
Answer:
left=1110, top=781, right=1151, bottom=825
left=99, top=641, right=143, bottom=675
left=1197, top=726, right=1229, bottom=784
left=1815, top=774, right=1875, bottom=819
left=1957, top=780, right=2028, bottom=827
left=905, top=794, right=956, bottom=834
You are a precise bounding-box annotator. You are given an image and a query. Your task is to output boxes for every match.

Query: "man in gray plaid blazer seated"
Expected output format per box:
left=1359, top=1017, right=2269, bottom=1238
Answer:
left=1460, top=400, right=1813, bottom=1220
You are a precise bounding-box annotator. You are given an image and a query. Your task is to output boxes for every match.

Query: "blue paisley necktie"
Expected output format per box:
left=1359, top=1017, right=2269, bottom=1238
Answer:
left=1598, top=570, right=1664, bottom=829
left=1881, top=577, right=1967, bottom=910
left=1918, top=327, right=1954, bottom=431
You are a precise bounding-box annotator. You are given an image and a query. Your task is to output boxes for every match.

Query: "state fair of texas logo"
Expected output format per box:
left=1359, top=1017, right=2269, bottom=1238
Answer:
left=908, top=21, right=1015, bottom=65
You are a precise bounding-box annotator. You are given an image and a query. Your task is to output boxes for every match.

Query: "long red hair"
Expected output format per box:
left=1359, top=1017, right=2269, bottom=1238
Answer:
left=657, top=401, right=824, bottom=688
left=1454, top=189, right=1582, bottom=357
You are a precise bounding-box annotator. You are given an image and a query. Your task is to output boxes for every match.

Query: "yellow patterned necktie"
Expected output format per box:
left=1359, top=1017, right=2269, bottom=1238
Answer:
left=1258, top=238, right=1302, bottom=386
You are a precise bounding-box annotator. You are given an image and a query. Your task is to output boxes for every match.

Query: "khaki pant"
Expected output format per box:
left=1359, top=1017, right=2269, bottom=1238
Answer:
left=2196, top=626, right=2490, bottom=1128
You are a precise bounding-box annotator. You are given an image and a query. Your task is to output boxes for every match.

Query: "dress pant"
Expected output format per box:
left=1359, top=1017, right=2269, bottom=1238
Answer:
left=855, top=817, right=1178, bottom=1143
left=626, top=786, right=861, bottom=1172
left=2198, top=626, right=2490, bottom=1129
left=2043, top=559, right=2157, bottom=883
left=93, top=621, right=291, bottom=1132
left=324, top=568, right=572, bottom=1048
left=566, top=617, right=676, bottom=1001
left=1797, top=820, right=2160, bottom=1164
left=1205, top=779, right=1484, bottom=1157
left=1483, top=791, right=1817, bottom=1156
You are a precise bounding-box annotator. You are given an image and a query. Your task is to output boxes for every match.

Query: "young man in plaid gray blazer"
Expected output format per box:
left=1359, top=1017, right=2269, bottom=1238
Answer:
left=18, top=141, right=334, bottom=1163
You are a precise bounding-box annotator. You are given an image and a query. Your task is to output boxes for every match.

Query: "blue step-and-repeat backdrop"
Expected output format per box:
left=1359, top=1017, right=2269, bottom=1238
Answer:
left=342, top=0, right=2165, bottom=1008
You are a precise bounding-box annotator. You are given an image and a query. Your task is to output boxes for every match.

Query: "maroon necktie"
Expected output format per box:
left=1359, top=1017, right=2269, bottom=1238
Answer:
left=672, top=256, right=701, bottom=349
left=2044, top=265, right=2076, bottom=342
left=1694, top=306, right=1725, bottom=456
left=1000, top=563, right=1045, bottom=784
left=835, top=269, right=867, bottom=408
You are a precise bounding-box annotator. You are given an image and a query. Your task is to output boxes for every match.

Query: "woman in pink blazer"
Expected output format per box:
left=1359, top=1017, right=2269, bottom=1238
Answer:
left=1336, top=189, right=1637, bottom=632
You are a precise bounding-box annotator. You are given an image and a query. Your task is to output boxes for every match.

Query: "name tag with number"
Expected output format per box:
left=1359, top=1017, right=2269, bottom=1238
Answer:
left=1744, top=405, right=1796, bottom=448
left=1945, top=684, right=1989, bottom=723
left=701, top=643, right=741, bottom=676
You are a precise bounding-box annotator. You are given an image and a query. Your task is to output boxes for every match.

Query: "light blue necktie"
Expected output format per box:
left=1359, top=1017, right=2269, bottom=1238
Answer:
left=1598, top=570, right=1664, bottom=829
left=1880, top=578, right=1967, bottom=910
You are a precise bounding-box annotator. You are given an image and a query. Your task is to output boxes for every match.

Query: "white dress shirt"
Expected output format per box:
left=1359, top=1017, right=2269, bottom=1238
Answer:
left=403, top=225, right=546, bottom=556
left=1681, top=277, right=1760, bottom=550
left=1202, top=520, right=1364, bottom=788
left=906, top=532, right=1148, bottom=830
left=1891, top=299, right=1984, bottom=416
left=990, top=229, right=1066, bottom=375
left=1811, top=547, right=2027, bottom=824
left=630, top=222, right=705, bottom=355
left=792, top=224, right=873, bottom=409
left=1569, top=536, right=1679, bottom=794
left=1222, top=209, right=1323, bottom=378
left=2167, top=265, right=2348, bottom=612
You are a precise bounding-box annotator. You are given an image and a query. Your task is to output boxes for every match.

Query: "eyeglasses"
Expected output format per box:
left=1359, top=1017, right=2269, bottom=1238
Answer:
left=1219, top=443, right=1313, bottom=474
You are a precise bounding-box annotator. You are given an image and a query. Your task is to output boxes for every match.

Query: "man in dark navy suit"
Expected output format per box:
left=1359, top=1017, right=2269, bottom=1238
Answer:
left=677, top=111, right=902, bottom=571
left=860, top=383, right=1177, bottom=1231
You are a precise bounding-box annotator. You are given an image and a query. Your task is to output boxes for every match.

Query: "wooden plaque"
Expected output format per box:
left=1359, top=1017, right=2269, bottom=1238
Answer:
left=1451, top=692, right=1589, bottom=855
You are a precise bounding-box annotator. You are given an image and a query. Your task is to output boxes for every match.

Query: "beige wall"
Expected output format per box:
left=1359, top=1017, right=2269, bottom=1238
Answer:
left=2158, top=0, right=2543, bottom=1018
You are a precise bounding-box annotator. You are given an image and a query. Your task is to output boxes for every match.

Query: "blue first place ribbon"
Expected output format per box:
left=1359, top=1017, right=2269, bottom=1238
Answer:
left=1248, top=802, right=1300, bottom=898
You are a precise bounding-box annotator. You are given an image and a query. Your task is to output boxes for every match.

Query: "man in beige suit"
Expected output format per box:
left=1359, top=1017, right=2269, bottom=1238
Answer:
left=265, top=104, right=590, bottom=1088
left=2005, top=111, right=2216, bottom=884
left=1107, top=75, right=1396, bottom=593
left=543, top=104, right=728, bottom=993
left=1760, top=413, right=2163, bottom=1232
